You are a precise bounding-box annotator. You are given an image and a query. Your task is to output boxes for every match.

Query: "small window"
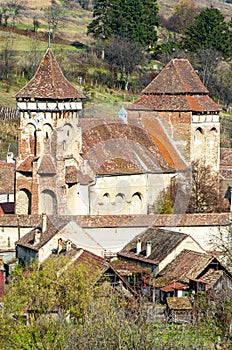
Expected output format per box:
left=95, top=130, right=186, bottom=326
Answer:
left=198, top=282, right=205, bottom=292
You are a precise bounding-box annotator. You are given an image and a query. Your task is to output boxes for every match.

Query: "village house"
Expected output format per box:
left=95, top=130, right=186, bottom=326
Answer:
left=154, top=249, right=232, bottom=302
left=14, top=212, right=230, bottom=266
left=118, top=227, right=206, bottom=275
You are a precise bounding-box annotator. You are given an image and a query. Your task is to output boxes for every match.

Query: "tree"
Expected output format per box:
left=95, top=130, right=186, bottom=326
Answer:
left=186, top=161, right=220, bottom=213
left=0, top=38, right=15, bottom=91
left=104, top=37, right=144, bottom=90
left=165, top=0, right=199, bottom=34
left=87, top=0, right=159, bottom=49
left=183, top=6, right=232, bottom=59
left=32, top=16, right=40, bottom=32
left=45, top=4, right=65, bottom=39
left=0, top=257, right=100, bottom=349
left=153, top=189, right=173, bottom=214
left=1, top=0, right=26, bottom=27
left=168, top=162, right=223, bottom=214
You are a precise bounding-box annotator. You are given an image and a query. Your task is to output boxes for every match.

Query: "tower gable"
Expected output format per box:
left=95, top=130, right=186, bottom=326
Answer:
left=15, top=48, right=85, bottom=100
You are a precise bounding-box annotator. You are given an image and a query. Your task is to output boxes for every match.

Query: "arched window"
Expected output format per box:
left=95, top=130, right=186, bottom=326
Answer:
left=26, top=123, right=36, bottom=155
left=102, top=193, right=110, bottom=204
left=193, top=127, right=204, bottom=161
left=130, top=192, right=143, bottom=214
left=42, top=123, right=53, bottom=139
left=41, top=190, right=57, bottom=215
left=115, top=193, right=125, bottom=204
left=17, top=189, right=31, bottom=214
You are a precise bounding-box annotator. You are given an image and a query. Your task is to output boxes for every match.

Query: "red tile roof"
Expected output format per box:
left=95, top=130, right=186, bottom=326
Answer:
left=74, top=249, right=105, bottom=271
left=141, top=117, right=187, bottom=170
left=16, top=156, right=34, bottom=172
left=160, top=280, right=188, bottom=292
left=0, top=162, right=14, bottom=193
left=143, top=59, right=208, bottom=95
left=27, top=213, right=229, bottom=229
left=129, top=94, right=220, bottom=112
left=129, top=58, right=220, bottom=113
left=38, top=155, right=56, bottom=175
left=65, top=166, right=94, bottom=185
left=119, top=228, right=188, bottom=264
left=15, top=48, right=85, bottom=100
left=158, top=249, right=215, bottom=283
left=80, top=119, right=177, bottom=174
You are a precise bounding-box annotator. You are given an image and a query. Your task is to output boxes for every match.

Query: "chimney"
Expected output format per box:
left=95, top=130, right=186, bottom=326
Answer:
left=136, top=238, right=141, bottom=254
left=57, top=238, right=63, bottom=254
left=42, top=213, right=47, bottom=233
left=7, top=152, right=14, bottom=163
left=66, top=240, right=72, bottom=252
left=146, top=241, right=152, bottom=257
left=34, top=228, right=41, bottom=245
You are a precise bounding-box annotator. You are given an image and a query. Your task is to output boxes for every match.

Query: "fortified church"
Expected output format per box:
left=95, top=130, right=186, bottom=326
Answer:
left=15, top=48, right=221, bottom=216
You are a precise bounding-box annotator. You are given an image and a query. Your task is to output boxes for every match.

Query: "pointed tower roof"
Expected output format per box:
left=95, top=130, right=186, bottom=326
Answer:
left=129, top=58, right=220, bottom=112
left=143, top=58, right=208, bottom=95
left=15, top=48, right=85, bottom=100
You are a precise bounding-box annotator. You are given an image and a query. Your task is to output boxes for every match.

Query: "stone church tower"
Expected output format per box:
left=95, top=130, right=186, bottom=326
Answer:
left=15, top=48, right=85, bottom=215
left=127, top=59, right=221, bottom=172
left=14, top=54, right=221, bottom=216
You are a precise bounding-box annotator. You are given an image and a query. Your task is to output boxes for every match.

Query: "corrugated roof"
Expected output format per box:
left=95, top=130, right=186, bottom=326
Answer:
left=15, top=48, right=85, bottom=100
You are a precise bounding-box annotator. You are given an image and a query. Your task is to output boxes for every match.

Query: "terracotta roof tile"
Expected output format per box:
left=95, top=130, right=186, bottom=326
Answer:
left=141, top=117, right=187, bottom=170
left=38, top=155, right=56, bottom=175
left=74, top=249, right=105, bottom=271
left=158, top=249, right=214, bottom=283
left=81, top=120, right=175, bottom=174
left=142, top=59, right=208, bottom=94
left=128, top=58, right=220, bottom=113
left=16, top=156, right=34, bottom=172
left=15, top=48, right=85, bottom=100
left=34, top=213, right=229, bottom=229
left=119, top=228, right=187, bottom=263
left=65, top=166, right=94, bottom=185
left=0, top=162, right=14, bottom=193
left=160, top=280, right=188, bottom=292
left=129, top=95, right=220, bottom=112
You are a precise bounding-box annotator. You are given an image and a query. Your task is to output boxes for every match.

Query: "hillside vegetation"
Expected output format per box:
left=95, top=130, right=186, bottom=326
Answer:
left=0, top=0, right=231, bottom=159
